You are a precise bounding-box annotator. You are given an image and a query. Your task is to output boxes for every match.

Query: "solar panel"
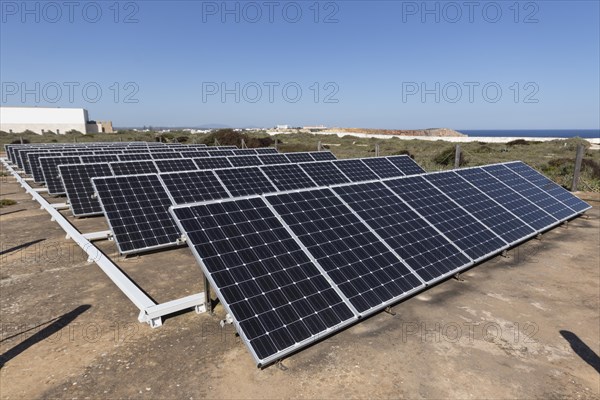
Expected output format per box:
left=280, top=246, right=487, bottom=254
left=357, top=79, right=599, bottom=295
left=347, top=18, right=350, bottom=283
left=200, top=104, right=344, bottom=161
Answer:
left=334, top=182, right=471, bottom=283
left=169, top=197, right=356, bottom=366
left=260, top=164, right=318, bottom=191
left=285, top=153, right=314, bottom=163
left=333, top=159, right=379, bottom=182
left=386, top=156, right=426, bottom=175
left=456, top=168, right=558, bottom=231
left=255, top=148, right=279, bottom=154
left=159, top=170, right=230, bottom=204
left=215, top=167, right=276, bottom=197
left=40, top=156, right=82, bottom=195
left=193, top=157, right=233, bottom=170
left=180, top=151, right=210, bottom=158
left=362, top=158, right=404, bottom=178
left=299, top=162, right=351, bottom=186
left=81, top=155, right=120, bottom=163
left=60, top=163, right=113, bottom=216
left=257, top=154, right=290, bottom=165
left=27, top=152, right=53, bottom=182
left=92, top=174, right=180, bottom=254
left=154, top=158, right=198, bottom=173
left=267, top=189, right=424, bottom=314
left=118, top=153, right=153, bottom=161
left=482, top=165, right=575, bottom=221
left=232, top=149, right=258, bottom=156
left=110, top=160, right=158, bottom=176
left=424, top=171, right=537, bottom=244
left=385, top=176, right=507, bottom=261
left=209, top=150, right=235, bottom=157
left=228, top=155, right=263, bottom=167
left=505, top=162, right=591, bottom=213
left=310, top=151, right=337, bottom=161
left=151, top=152, right=183, bottom=159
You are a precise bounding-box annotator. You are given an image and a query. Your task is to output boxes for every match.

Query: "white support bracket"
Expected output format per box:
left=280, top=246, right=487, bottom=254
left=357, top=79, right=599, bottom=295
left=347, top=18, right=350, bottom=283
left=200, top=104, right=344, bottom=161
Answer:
left=51, top=203, right=70, bottom=210
left=220, top=313, right=234, bottom=328
left=138, top=292, right=207, bottom=328
left=33, top=188, right=48, bottom=193
left=23, top=177, right=34, bottom=181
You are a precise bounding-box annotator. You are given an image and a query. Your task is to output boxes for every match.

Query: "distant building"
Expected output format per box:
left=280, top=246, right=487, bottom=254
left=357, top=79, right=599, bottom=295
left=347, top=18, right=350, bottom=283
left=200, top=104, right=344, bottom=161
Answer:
left=0, top=106, right=113, bottom=134
left=303, top=125, right=327, bottom=130
left=276, top=125, right=290, bottom=130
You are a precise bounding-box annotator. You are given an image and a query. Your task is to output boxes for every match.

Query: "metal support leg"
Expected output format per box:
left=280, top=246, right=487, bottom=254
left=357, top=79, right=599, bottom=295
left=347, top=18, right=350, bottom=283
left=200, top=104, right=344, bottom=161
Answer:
left=535, top=234, right=542, bottom=241
left=453, top=272, right=465, bottom=282
left=501, top=250, right=509, bottom=258
left=204, top=276, right=213, bottom=315
left=384, top=306, right=396, bottom=316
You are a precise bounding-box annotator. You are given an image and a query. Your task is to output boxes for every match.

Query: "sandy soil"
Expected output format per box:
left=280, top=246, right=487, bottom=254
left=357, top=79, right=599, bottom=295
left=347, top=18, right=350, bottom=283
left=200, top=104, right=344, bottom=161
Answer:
left=0, top=174, right=599, bottom=399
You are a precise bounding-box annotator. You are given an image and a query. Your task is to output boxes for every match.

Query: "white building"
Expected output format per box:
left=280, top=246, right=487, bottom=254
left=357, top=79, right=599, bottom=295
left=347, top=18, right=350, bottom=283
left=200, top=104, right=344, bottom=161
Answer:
left=0, top=106, right=113, bottom=134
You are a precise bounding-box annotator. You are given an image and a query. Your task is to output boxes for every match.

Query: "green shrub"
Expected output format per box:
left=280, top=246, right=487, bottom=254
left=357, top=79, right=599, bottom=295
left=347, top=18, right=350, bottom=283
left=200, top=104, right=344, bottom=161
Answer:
left=433, top=147, right=466, bottom=167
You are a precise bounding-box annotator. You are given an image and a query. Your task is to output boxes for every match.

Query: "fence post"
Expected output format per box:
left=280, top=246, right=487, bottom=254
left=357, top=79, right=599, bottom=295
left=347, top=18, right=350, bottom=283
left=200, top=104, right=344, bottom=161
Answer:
left=571, top=144, right=584, bottom=191
left=317, top=140, right=322, bottom=151
left=375, top=143, right=380, bottom=157
left=454, top=144, right=461, bottom=169
left=274, top=138, right=279, bottom=151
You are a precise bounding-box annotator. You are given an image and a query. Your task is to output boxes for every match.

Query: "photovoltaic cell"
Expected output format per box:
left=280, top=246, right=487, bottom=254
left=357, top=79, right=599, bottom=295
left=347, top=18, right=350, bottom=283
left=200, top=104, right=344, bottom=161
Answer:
left=154, top=158, right=198, bottom=173
left=215, top=167, right=276, bottom=197
left=59, top=163, right=113, bottom=216
left=424, top=171, right=536, bottom=244
left=40, top=156, right=82, bottom=194
left=333, top=182, right=471, bottom=283
left=260, top=164, right=318, bottom=191
left=299, top=162, right=350, bottom=186
left=169, top=197, right=355, bottom=366
left=110, top=160, right=158, bottom=176
left=333, top=159, right=379, bottom=182
left=193, top=157, right=233, bottom=170
left=159, top=170, right=230, bottom=204
left=232, top=149, right=258, bottom=156
left=483, top=165, right=575, bottom=221
left=93, top=174, right=179, bottom=254
left=456, top=168, right=557, bottom=231
left=386, top=156, right=426, bottom=175
left=362, top=158, right=404, bottom=179
left=386, top=176, right=507, bottom=260
left=505, top=162, right=591, bottom=213
left=180, top=151, right=210, bottom=158
left=268, top=189, right=423, bottom=314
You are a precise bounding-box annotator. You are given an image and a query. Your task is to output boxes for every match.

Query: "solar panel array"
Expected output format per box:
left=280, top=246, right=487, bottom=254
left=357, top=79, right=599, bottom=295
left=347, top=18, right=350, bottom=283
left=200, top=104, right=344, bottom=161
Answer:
left=169, top=161, right=591, bottom=366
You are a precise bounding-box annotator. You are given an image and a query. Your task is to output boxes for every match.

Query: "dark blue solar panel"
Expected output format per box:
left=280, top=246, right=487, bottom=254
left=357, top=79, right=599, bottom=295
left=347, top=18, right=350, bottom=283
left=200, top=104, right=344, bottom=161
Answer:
left=333, top=159, right=378, bottom=182
left=260, top=164, right=318, bottom=191
left=60, top=163, right=113, bottom=216
left=425, top=171, right=536, bottom=244
left=118, top=153, right=153, bottom=161
left=299, top=162, right=350, bottom=186
left=483, top=165, right=575, bottom=221
left=40, top=156, right=82, bottom=194
left=386, top=176, right=507, bottom=261
left=310, top=151, right=337, bottom=161
left=159, top=170, right=230, bottom=204
left=193, top=157, right=233, bottom=170
left=258, top=154, right=290, bottom=165
left=267, top=189, right=423, bottom=314
left=93, top=174, right=179, bottom=254
left=334, top=182, right=471, bottom=283
left=386, top=156, right=426, bottom=175
left=170, top=198, right=355, bottom=365
left=228, top=155, right=263, bottom=167
left=505, top=162, right=591, bottom=214
left=110, top=161, right=158, bottom=176
left=456, top=168, right=557, bottom=231
left=215, top=167, right=276, bottom=197
left=362, top=158, right=404, bottom=179
left=285, top=153, right=314, bottom=163
left=154, top=158, right=198, bottom=173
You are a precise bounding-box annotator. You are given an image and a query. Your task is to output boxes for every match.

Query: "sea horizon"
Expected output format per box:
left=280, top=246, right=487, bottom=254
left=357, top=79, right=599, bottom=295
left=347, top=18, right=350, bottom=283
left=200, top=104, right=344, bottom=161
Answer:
left=459, top=129, right=600, bottom=139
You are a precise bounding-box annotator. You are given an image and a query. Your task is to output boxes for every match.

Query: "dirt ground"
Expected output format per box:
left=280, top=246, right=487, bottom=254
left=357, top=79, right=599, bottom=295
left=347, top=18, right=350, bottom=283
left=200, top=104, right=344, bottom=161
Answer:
left=1, top=169, right=599, bottom=399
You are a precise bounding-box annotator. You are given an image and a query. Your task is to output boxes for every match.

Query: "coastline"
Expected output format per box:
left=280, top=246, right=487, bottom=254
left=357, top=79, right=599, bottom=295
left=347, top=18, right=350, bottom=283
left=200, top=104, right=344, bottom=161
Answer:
left=283, top=131, right=600, bottom=145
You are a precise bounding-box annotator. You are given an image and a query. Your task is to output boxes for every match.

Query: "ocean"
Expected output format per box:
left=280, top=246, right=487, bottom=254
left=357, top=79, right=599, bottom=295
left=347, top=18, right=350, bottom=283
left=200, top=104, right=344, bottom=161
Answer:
left=459, top=130, right=600, bottom=139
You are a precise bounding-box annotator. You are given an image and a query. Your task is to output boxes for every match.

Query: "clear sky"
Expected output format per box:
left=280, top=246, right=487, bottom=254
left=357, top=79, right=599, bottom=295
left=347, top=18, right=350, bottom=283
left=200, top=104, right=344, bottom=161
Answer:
left=1, top=0, right=599, bottom=129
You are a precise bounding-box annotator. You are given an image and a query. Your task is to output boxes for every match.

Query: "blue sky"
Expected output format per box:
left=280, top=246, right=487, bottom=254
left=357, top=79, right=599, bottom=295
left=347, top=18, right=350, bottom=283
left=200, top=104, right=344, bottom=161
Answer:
left=1, top=0, right=599, bottom=129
